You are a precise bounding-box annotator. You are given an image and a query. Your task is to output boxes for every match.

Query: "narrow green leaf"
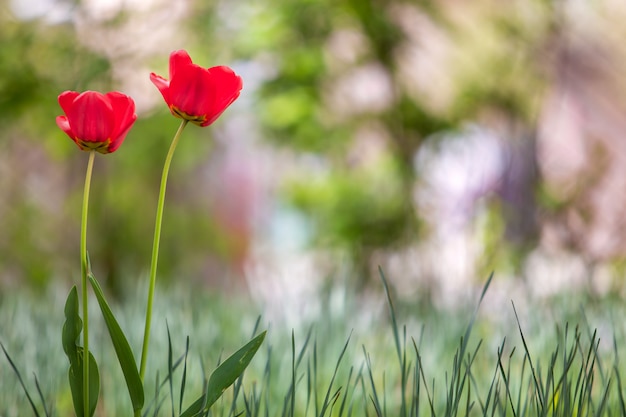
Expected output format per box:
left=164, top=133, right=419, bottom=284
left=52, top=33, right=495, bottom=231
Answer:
left=62, top=286, right=81, bottom=358
left=1, top=341, right=42, bottom=417
left=180, top=332, right=266, bottom=416
left=89, top=274, right=145, bottom=411
left=88, top=352, right=100, bottom=417
left=179, top=394, right=206, bottom=417
left=179, top=336, right=190, bottom=415
left=179, top=364, right=208, bottom=417
left=33, top=373, right=52, bottom=417
left=68, top=350, right=100, bottom=417
left=62, top=286, right=100, bottom=417
left=319, top=332, right=352, bottom=416
left=166, top=323, right=175, bottom=417
left=141, top=353, right=187, bottom=417
left=205, top=331, right=266, bottom=410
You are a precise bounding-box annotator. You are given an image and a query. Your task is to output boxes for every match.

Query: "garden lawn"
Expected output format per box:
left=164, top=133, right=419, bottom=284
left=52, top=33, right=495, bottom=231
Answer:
left=1, top=273, right=624, bottom=417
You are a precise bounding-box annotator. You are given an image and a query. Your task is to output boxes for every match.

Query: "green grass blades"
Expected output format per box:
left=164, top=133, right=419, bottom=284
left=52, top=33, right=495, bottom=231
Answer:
left=62, top=286, right=100, bottom=417
left=181, top=331, right=266, bottom=417
left=0, top=341, right=50, bottom=417
left=88, top=273, right=145, bottom=413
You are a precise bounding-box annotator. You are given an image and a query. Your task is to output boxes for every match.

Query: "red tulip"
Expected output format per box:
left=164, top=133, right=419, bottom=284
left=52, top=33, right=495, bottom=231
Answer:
left=56, top=90, right=137, bottom=154
left=150, top=50, right=243, bottom=127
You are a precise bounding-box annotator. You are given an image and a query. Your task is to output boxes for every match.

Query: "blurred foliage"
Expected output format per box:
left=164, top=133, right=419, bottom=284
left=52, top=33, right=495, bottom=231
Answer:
left=0, top=0, right=231, bottom=294
left=286, top=153, right=414, bottom=279
left=3, top=0, right=616, bottom=294
left=0, top=5, right=113, bottom=290
left=243, top=0, right=548, bottom=282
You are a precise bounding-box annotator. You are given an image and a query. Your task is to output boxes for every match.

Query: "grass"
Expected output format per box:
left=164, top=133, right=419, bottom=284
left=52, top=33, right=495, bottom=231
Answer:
left=1, top=270, right=625, bottom=416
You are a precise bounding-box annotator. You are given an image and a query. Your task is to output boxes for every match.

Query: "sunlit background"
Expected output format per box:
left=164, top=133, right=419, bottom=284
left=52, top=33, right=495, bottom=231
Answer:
left=2, top=0, right=626, bottom=314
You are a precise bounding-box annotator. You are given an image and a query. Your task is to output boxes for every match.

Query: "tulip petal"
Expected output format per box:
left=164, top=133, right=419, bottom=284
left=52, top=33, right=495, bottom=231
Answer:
left=67, top=91, right=115, bottom=143
left=169, top=63, right=213, bottom=120
left=169, top=50, right=193, bottom=80
left=56, top=89, right=136, bottom=154
left=202, top=66, right=243, bottom=126
left=58, top=91, right=80, bottom=116
left=151, top=49, right=243, bottom=127
left=150, top=72, right=171, bottom=105
left=106, top=92, right=136, bottom=138
left=105, top=92, right=137, bottom=153
left=55, top=115, right=74, bottom=138
left=56, top=115, right=84, bottom=151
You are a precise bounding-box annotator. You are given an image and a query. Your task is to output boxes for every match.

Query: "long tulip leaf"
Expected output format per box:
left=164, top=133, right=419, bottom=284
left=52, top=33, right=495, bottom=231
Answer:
left=62, top=286, right=81, bottom=358
left=179, top=394, right=205, bottom=417
left=67, top=349, right=100, bottom=417
left=205, top=331, right=266, bottom=409
left=179, top=331, right=265, bottom=417
left=62, top=286, right=100, bottom=417
left=89, top=274, right=145, bottom=411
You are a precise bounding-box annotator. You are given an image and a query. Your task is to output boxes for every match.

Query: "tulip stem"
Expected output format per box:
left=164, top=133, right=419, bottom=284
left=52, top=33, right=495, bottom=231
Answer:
left=81, top=150, right=96, bottom=417
left=140, top=119, right=189, bottom=382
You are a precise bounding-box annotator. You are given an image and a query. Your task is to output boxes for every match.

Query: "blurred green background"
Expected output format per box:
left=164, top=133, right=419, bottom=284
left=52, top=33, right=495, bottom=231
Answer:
left=2, top=0, right=626, bottom=305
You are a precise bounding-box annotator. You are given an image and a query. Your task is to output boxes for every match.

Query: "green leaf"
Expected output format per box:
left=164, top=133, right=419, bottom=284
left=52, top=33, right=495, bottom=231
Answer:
left=206, top=331, right=266, bottom=409
left=62, top=286, right=100, bottom=417
left=88, top=274, right=145, bottom=412
left=1, top=341, right=42, bottom=417
left=62, top=286, right=81, bottom=358
left=67, top=349, right=100, bottom=417
left=179, top=394, right=206, bottom=417
left=180, top=331, right=266, bottom=417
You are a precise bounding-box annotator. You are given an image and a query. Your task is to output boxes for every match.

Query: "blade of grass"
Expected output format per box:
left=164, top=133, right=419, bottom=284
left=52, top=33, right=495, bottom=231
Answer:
left=511, top=301, right=544, bottom=410
left=313, top=338, right=318, bottom=417
left=614, top=333, right=626, bottom=416
left=474, top=339, right=505, bottom=416
left=379, top=266, right=408, bottom=416
left=594, top=377, right=612, bottom=417
left=337, top=365, right=354, bottom=417
left=180, top=336, right=190, bottom=416
left=0, top=341, right=41, bottom=417
left=442, top=273, right=493, bottom=417
left=33, top=373, right=51, bottom=417
left=142, top=353, right=185, bottom=417
left=166, top=323, right=175, bottom=417
left=497, top=339, right=518, bottom=417
left=151, top=371, right=160, bottom=417
left=411, top=337, right=435, bottom=417
left=362, top=345, right=383, bottom=415
left=319, top=332, right=352, bottom=416
left=290, top=330, right=296, bottom=417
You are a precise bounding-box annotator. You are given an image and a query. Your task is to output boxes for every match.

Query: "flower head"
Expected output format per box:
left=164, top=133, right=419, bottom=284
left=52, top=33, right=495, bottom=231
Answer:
left=56, top=90, right=137, bottom=154
left=150, top=50, right=243, bottom=127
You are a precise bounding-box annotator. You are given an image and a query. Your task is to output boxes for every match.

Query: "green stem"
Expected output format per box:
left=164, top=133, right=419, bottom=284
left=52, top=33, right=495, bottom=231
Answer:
left=139, top=119, right=188, bottom=382
left=81, top=150, right=96, bottom=417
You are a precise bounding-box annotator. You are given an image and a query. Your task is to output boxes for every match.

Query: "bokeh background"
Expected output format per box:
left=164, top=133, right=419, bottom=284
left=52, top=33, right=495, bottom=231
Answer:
left=2, top=0, right=626, bottom=310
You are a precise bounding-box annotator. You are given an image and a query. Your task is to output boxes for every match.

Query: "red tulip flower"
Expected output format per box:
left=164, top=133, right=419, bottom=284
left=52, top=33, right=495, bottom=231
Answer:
left=150, top=50, right=243, bottom=127
left=56, top=90, right=137, bottom=154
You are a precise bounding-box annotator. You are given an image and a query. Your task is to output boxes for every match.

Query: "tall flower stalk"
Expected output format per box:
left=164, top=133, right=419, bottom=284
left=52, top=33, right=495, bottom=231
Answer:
left=80, top=150, right=96, bottom=417
left=48, top=54, right=258, bottom=417
left=139, top=119, right=188, bottom=380
left=139, top=50, right=243, bottom=382
left=56, top=89, right=136, bottom=417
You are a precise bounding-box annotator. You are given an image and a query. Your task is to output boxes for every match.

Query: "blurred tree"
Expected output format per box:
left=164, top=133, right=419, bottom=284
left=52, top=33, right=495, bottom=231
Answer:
left=216, top=0, right=550, bottom=283
left=0, top=2, right=112, bottom=290
left=4, top=0, right=625, bottom=297
left=0, top=0, right=238, bottom=295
